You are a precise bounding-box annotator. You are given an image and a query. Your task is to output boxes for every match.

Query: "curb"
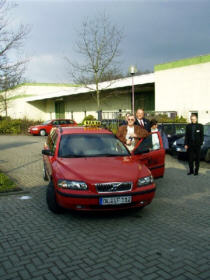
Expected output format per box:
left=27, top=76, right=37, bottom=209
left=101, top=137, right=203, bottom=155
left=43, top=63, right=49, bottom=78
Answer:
left=0, top=189, right=30, bottom=197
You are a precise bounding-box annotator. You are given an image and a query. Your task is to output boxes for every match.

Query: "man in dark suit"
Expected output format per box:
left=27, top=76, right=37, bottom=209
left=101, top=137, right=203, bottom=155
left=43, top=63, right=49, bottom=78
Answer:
left=134, top=108, right=151, bottom=132
left=184, top=114, right=204, bottom=176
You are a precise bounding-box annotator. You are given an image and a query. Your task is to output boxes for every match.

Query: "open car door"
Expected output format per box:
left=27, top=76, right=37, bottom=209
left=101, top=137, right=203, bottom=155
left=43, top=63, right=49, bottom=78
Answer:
left=132, top=132, right=165, bottom=178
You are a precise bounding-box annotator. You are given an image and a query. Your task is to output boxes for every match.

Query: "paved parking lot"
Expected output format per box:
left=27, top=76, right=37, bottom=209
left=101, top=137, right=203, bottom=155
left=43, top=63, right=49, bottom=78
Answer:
left=0, top=135, right=210, bottom=280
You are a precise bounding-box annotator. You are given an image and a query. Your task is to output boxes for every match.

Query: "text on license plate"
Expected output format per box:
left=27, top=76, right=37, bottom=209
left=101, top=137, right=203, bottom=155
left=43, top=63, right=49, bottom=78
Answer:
left=99, top=196, right=132, bottom=205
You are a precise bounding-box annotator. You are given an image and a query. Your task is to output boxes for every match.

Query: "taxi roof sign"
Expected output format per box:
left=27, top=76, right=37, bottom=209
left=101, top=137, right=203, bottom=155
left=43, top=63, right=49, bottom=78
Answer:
left=84, top=120, right=101, bottom=127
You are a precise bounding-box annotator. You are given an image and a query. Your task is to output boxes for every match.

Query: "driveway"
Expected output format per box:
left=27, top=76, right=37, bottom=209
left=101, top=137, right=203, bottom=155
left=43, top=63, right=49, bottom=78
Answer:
left=0, top=135, right=210, bottom=280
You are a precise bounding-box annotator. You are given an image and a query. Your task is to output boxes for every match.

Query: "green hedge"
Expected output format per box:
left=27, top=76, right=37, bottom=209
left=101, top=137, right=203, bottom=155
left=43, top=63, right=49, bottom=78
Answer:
left=146, top=114, right=187, bottom=123
left=0, top=117, right=42, bottom=135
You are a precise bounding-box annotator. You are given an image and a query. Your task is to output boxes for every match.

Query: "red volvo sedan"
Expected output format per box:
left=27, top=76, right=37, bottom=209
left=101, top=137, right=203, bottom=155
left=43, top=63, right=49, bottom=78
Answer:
left=42, top=126, right=165, bottom=213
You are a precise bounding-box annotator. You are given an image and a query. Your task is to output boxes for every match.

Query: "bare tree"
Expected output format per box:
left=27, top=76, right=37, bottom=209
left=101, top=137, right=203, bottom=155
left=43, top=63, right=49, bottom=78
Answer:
left=0, top=0, right=29, bottom=116
left=66, top=14, right=123, bottom=111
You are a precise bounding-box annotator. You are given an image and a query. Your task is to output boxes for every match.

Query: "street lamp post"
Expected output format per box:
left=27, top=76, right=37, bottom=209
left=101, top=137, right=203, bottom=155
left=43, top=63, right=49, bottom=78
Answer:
left=129, top=65, right=137, bottom=114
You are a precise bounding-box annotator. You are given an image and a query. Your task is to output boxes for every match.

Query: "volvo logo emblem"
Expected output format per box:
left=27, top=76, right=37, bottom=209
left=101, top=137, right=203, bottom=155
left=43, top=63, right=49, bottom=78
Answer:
left=110, top=183, right=121, bottom=191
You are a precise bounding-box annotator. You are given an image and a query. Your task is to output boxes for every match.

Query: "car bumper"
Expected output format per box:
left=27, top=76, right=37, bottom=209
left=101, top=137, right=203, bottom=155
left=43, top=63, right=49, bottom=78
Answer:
left=56, top=184, right=156, bottom=211
left=28, top=129, right=39, bottom=135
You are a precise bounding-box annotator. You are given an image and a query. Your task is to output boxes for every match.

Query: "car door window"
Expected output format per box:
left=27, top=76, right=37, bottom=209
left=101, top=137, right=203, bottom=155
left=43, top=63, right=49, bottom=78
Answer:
left=134, top=134, right=160, bottom=155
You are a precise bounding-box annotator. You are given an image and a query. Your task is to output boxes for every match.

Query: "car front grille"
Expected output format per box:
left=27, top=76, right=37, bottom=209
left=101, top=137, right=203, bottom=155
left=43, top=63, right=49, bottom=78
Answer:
left=95, top=182, right=132, bottom=193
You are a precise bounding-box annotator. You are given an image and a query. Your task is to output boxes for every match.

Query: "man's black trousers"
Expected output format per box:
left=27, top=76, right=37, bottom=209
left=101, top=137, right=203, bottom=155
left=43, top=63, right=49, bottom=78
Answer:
left=188, top=145, right=201, bottom=172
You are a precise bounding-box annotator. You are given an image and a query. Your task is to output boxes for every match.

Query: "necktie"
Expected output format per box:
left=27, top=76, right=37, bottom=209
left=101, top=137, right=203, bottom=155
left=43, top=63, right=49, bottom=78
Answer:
left=140, top=120, right=144, bottom=127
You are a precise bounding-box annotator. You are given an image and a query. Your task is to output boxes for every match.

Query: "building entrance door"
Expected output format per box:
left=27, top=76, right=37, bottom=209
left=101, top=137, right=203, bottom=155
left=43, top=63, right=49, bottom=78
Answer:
left=55, top=101, right=65, bottom=119
left=134, top=91, right=154, bottom=111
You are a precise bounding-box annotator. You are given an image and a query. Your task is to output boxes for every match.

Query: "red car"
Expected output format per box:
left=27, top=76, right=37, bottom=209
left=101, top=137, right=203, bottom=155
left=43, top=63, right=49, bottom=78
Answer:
left=42, top=126, right=165, bottom=213
left=28, top=119, right=77, bottom=136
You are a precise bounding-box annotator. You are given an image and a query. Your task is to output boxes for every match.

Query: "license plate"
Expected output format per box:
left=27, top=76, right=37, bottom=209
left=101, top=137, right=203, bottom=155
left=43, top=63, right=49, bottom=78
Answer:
left=176, top=147, right=186, bottom=152
left=99, top=196, right=132, bottom=205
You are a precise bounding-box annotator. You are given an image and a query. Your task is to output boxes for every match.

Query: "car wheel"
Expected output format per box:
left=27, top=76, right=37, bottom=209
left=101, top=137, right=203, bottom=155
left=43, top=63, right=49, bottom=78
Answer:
left=40, top=129, right=46, bottom=136
left=46, top=181, right=63, bottom=214
left=205, top=148, right=210, bottom=162
left=43, top=165, right=48, bottom=181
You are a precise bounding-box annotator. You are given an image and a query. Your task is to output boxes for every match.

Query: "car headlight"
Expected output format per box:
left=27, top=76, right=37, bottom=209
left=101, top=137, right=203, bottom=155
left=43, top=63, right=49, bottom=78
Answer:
left=137, top=176, right=154, bottom=187
left=32, top=127, right=39, bottom=130
left=58, top=180, right=88, bottom=190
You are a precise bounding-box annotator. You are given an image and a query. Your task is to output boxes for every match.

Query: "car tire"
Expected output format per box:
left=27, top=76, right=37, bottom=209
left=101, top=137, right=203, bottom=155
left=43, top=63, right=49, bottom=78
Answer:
left=205, top=148, right=210, bottom=162
left=46, top=181, right=63, bottom=214
left=40, top=129, right=46, bottom=136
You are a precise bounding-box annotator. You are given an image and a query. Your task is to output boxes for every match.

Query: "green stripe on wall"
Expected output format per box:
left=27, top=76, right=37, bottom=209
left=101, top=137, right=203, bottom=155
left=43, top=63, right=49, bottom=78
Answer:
left=155, top=53, right=210, bottom=71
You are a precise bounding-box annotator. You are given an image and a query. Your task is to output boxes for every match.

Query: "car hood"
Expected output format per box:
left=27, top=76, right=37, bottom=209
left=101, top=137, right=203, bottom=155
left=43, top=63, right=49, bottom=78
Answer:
left=53, top=156, right=150, bottom=184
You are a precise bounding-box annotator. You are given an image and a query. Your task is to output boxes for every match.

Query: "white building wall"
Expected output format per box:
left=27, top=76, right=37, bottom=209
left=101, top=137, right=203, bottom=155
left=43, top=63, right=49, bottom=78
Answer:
left=3, top=84, right=81, bottom=121
left=155, top=62, right=210, bottom=124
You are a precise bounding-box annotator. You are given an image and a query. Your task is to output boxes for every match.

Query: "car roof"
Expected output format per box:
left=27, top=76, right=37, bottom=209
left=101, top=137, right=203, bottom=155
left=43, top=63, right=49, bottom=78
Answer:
left=58, top=126, right=113, bottom=135
left=51, top=119, right=73, bottom=121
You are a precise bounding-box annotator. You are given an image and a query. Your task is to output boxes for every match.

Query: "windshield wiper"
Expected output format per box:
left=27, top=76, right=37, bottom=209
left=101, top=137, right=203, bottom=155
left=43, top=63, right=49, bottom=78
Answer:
left=61, top=154, right=85, bottom=158
left=94, top=153, right=129, bottom=157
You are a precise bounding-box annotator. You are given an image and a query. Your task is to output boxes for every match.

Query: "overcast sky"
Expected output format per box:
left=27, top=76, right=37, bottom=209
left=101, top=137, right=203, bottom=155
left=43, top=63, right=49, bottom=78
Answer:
left=8, top=0, right=210, bottom=83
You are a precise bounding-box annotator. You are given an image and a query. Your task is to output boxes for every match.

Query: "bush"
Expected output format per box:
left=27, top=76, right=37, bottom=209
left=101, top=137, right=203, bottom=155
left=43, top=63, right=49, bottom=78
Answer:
left=147, top=114, right=187, bottom=123
left=0, top=117, right=42, bottom=135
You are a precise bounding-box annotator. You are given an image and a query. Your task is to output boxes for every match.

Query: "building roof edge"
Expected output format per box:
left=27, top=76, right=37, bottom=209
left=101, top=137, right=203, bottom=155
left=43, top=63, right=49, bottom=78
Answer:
left=154, top=53, right=210, bottom=72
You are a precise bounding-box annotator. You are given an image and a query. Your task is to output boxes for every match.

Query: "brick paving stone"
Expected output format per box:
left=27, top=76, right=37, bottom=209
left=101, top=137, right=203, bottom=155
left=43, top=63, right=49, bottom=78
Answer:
left=43, top=272, right=58, bottom=280
left=75, top=268, right=89, bottom=279
left=1, top=272, right=21, bottom=280
left=19, top=270, right=31, bottom=280
left=101, top=273, right=118, bottom=280
left=0, top=268, right=6, bottom=277
left=0, top=136, right=209, bottom=280
left=143, top=272, right=159, bottom=280
left=199, top=270, right=210, bottom=280
left=156, top=269, right=171, bottom=280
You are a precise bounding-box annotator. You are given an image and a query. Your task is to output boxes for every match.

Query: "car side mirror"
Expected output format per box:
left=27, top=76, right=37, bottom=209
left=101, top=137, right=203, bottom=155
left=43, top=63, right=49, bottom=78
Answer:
left=42, top=149, right=54, bottom=156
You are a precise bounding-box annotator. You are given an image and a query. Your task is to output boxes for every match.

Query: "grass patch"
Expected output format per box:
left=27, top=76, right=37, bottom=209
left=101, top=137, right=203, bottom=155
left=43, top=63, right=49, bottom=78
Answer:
left=0, top=172, right=21, bottom=193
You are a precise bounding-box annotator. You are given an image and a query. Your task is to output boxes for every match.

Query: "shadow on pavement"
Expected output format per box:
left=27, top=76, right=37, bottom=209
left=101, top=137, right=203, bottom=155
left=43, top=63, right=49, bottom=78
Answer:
left=0, top=141, right=39, bottom=150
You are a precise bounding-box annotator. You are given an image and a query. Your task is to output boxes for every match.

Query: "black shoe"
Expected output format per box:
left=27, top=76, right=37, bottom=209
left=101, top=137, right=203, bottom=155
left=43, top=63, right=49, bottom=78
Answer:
left=194, top=172, right=198, bottom=176
left=187, top=172, right=193, bottom=175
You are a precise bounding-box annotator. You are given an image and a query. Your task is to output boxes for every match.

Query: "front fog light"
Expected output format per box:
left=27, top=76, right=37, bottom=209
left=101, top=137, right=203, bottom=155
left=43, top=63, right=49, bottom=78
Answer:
left=58, top=180, right=88, bottom=190
left=137, top=175, right=154, bottom=187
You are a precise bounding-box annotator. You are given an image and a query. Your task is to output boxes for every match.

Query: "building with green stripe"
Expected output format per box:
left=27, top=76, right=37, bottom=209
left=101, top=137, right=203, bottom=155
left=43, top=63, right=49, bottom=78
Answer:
left=155, top=53, right=210, bottom=124
left=2, top=53, right=210, bottom=124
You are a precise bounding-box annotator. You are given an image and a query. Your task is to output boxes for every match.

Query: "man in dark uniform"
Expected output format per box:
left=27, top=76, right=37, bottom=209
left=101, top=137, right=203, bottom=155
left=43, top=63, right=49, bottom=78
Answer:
left=134, top=108, right=151, bottom=132
left=184, top=114, right=204, bottom=175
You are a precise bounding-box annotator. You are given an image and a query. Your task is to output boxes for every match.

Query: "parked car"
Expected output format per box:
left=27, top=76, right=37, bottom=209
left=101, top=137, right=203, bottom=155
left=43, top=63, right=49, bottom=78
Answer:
left=28, top=119, right=77, bottom=136
left=171, top=125, right=210, bottom=161
left=42, top=126, right=165, bottom=213
left=158, top=123, right=187, bottom=151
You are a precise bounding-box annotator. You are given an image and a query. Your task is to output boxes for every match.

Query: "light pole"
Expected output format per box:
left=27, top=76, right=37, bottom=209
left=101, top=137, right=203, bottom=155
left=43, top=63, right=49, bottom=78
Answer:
left=129, top=65, right=137, bottom=114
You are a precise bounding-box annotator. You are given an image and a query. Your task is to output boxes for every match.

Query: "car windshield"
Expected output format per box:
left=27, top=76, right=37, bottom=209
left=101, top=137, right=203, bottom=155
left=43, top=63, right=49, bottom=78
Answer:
left=177, top=136, right=185, bottom=144
left=42, top=120, right=51, bottom=125
left=58, top=134, right=130, bottom=158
